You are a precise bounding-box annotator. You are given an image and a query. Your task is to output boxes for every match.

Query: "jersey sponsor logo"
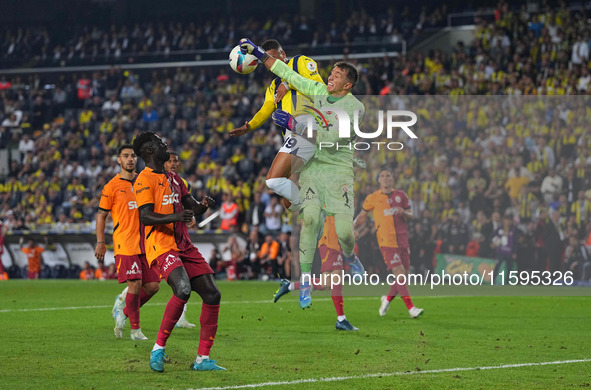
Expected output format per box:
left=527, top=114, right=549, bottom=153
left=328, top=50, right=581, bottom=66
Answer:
left=162, top=193, right=180, bottom=205
left=306, top=61, right=317, bottom=72
left=383, top=208, right=397, bottom=216
left=128, top=201, right=138, bottom=209
left=120, top=189, right=126, bottom=193
left=135, top=186, right=149, bottom=194
left=342, top=184, right=349, bottom=192
left=101, top=194, right=109, bottom=198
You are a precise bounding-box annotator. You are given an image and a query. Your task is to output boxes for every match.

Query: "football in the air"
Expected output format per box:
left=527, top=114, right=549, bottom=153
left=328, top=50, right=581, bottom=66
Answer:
left=229, top=45, right=258, bottom=74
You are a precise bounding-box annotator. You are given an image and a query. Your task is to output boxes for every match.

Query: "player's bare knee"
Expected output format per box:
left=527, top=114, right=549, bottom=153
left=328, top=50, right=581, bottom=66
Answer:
left=143, top=282, right=160, bottom=296
left=127, top=279, right=142, bottom=294
left=203, top=287, right=221, bottom=305
left=174, top=278, right=191, bottom=301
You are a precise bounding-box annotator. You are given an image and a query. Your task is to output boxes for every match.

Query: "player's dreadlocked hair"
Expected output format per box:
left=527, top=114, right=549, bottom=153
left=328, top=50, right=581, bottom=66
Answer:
left=132, top=131, right=157, bottom=157
left=261, top=39, right=282, bottom=51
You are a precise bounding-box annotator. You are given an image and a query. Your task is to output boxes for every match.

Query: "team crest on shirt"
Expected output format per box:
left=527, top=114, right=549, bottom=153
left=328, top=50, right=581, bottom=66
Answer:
left=307, top=61, right=317, bottom=72
left=394, top=196, right=401, bottom=203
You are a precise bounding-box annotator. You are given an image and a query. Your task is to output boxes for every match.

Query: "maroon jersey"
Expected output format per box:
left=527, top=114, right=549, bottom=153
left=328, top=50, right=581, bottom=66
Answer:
left=166, top=171, right=193, bottom=252
left=388, top=190, right=410, bottom=248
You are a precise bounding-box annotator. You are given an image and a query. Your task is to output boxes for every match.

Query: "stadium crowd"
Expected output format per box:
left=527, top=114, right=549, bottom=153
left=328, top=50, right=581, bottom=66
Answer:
left=0, top=3, right=447, bottom=68
left=1, top=1, right=591, bottom=281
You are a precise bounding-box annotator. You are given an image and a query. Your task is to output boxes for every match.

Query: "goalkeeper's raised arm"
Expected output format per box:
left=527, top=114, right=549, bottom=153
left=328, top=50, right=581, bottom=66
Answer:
left=230, top=39, right=324, bottom=137
left=239, top=38, right=329, bottom=98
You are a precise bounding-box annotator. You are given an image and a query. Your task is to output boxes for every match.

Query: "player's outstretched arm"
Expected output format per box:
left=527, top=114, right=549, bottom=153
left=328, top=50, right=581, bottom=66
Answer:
left=95, top=209, right=109, bottom=261
left=240, top=38, right=322, bottom=97
left=182, top=195, right=216, bottom=218
left=139, top=204, right=194, bottom=226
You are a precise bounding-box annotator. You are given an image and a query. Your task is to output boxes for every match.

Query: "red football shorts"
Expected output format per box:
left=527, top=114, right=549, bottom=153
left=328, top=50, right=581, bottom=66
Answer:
left=319, top=245, right=343, bottom=273
left=152, top=246, right=213, bottom=282
left=380, top=246, right=410, bottom=270
left=116, top=254, right=160, bottom=284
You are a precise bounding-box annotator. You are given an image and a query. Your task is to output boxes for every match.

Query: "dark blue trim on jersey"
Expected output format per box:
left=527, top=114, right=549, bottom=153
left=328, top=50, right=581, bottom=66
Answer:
left=273, top=77, right=282, bottom=111
left=290, top=55, right=301, bottom=111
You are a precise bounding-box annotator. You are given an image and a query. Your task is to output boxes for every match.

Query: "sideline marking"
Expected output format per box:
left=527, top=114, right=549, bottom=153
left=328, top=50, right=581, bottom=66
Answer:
left=189, top=359, right=591, bottom=390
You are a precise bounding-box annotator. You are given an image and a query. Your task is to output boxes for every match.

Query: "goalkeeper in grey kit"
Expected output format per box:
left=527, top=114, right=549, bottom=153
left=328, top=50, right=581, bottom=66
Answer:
left=239, top=38, right=365, bottom=309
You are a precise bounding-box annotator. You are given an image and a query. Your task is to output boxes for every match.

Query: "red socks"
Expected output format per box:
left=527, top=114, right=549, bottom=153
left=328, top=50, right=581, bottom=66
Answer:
left=198, top=303, right=220, bottom=356
left=122, top=289, right=156, bottom=329
left=401, top=296, right=414, bottom=310
left=156, top=294, right=187, bottom=347
left=331, top=283, right=344, bottom=316
left=139, top=289, right=153, bottom=307
left=123, top=293, right=141, bottom=329
left=386, top=278, right=414, bottom=309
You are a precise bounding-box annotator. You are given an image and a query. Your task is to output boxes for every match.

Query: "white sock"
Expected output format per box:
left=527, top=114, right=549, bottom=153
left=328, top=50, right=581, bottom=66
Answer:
left=337, top=315, right=346, bottom=322
left=266, top=177, right=301, bottom=205
left=152, top=343, right=165, bottom=352
left=196, top=355, right=209, bottom=364
left=288, top=283, right=295, bottom=291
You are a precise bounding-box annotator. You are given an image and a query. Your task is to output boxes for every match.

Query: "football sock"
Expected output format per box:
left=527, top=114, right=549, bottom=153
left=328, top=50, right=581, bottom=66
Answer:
left=402, top=296, right=414, bottom=310
left=196, top=355, right=209, bottom=364
left=266, top=177, right=300, bottom=206
left=300, top=272, right=312, bottom=286
left=156, top=294, right=187, bottom=347
left=331, top=283, right=344, bottom=317
left=198, top=303, right=220, bottom=356
left=300, top=206, right=322, bottom=273
left=152, top=343, right=165, bottom=352
left=386, top=283, right=398, bottom=302
left=123, top=292, right=141, bottom=329
left=337, top=315, right=347, bottom=322
left=334, top=213, right=355, bottom=256
left=291, top=278, right=326, bottom=290
left=139, top=289, right=155, bottom=307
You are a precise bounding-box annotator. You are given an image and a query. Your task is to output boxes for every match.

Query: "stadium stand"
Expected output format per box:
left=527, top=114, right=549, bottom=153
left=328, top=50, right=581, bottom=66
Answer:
left=1, top=1, right=590, bottom=280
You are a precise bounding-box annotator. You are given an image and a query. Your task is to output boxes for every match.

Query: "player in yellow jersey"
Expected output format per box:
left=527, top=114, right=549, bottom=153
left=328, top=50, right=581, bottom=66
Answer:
left=230, top=39, right=324, bottom=209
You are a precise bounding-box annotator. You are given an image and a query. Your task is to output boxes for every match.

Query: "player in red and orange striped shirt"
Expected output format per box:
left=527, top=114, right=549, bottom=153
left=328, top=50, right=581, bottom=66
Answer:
left=132, top=132, right=223, bottom=372
left=355, top=168, right=423, bottom=319
left=95, top=144, right=160, bottom=341
left=274, top=216, right=360, bottom=331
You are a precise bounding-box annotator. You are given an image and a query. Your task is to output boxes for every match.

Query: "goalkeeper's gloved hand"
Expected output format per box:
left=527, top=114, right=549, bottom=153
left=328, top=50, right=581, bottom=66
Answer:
left=272, top=110, right=308, bottom=136
left=239, top=38, right=267, bottom=61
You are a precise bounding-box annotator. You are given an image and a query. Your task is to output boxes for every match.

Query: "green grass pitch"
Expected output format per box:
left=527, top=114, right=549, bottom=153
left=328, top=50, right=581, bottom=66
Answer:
left=0, top=280, right=590, bottom=389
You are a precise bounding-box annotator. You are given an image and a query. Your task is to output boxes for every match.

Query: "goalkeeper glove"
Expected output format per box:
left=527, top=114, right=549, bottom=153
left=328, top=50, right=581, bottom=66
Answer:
left=239, top=38, right=269, bottom=61
left=272, top=110, right=308, bottom=136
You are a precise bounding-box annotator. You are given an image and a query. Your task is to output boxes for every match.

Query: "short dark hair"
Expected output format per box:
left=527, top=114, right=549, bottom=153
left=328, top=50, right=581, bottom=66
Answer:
left=168, top=151, right=179, bottom=158
left=118, top=143, right=134, bottom=156
left=261, top=39, right=282, bottom=51
left=333, top=61, right=359, bottom=89
left=132, top=131, right=157, bottom=157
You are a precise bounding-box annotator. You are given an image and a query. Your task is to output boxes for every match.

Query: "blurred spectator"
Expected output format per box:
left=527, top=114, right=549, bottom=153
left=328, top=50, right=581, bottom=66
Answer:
left=20, top=238, right=44, bottom=279
left=79, top=261, right=95, bottom=280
